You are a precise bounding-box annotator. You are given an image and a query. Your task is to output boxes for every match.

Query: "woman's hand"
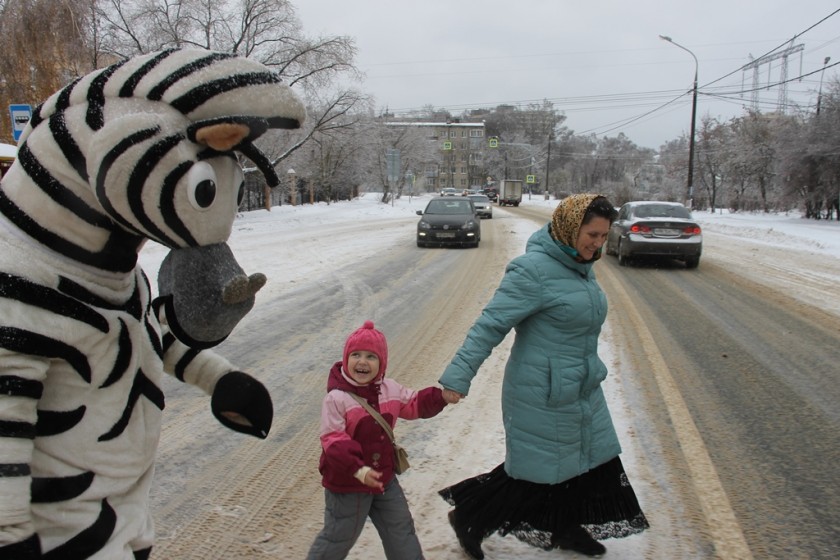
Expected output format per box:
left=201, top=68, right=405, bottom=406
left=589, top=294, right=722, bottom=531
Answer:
left=442, top=388, right=464, bottom=404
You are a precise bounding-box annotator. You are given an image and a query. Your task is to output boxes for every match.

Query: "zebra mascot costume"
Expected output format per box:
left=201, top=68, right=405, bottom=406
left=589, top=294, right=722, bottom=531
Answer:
left=0, top=49, right=305, bottom=558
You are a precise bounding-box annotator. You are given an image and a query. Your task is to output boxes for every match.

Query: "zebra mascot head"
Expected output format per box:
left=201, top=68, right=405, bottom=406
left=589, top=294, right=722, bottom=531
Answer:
left=4, top=48, right=305, bottom=347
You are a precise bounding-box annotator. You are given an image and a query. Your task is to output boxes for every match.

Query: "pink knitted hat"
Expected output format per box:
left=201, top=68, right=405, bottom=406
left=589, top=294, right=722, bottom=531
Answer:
left=343, top=320, right=388, bottom=378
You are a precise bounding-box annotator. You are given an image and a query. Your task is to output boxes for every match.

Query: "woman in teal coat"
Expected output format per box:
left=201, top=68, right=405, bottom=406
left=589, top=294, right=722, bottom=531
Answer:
left=439, top=194, right=648, bottom=559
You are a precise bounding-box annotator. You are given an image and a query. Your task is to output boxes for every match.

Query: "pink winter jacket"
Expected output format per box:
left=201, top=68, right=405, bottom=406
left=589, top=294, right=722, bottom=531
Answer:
left=318, top=361, right=447, bottom=493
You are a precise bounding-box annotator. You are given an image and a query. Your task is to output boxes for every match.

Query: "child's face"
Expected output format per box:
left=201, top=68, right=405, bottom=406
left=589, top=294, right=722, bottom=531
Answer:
left=346, top=351, right=380, bottom=385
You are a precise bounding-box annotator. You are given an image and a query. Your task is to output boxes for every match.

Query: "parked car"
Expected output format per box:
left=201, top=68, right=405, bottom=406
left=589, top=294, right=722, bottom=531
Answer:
left=441, top=187, right=458, bottom=196
left=605, top=201, right=702, bottom=268
left=467, top=194, right=493, bottom=219
left=416, top=197, right=481, bottom=248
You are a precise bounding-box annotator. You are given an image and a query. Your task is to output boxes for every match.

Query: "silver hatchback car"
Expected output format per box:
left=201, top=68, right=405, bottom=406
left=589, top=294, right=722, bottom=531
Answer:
left=605, top=201, right=702, bottom=268
left=467, top=194, right=493, bottom=219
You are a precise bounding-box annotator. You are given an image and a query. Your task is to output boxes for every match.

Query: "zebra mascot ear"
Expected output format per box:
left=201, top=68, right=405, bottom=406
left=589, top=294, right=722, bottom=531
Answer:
left=194, top=121, right=252, bottom=151
left=188, top=116, right=281, bottom=187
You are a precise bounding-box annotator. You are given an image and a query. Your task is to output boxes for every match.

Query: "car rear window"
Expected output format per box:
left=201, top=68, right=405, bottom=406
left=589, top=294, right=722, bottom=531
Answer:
left=633, top=204, right=691, bottom=219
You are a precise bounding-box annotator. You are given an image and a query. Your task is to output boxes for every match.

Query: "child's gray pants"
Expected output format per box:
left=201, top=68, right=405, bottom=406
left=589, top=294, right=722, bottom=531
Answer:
left=306, top=478, right=423, bottom=560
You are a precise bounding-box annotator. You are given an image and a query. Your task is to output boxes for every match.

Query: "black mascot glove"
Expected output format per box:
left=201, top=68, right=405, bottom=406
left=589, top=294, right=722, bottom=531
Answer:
left=211, top=371, right=273, bottom=439
left=0, top=535, right=41, bottom=559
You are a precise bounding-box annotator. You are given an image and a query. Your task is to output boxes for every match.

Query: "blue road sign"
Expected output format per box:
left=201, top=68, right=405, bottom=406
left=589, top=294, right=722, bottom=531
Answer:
left=9, top=104, right=32, bottom=142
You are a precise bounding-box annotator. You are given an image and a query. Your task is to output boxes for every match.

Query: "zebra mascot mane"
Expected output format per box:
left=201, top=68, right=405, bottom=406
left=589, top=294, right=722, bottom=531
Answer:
left=0, top=49, right=305, bottom=559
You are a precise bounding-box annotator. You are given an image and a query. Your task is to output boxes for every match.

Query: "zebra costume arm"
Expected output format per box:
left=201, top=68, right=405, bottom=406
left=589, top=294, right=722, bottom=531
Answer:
left=158, top=309, right=273, bottom=439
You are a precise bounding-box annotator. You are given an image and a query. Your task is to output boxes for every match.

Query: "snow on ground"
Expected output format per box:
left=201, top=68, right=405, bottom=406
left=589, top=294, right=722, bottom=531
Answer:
left=141, top=193, right=840, bottom=287
left=696, top=208, right=840, bottom=257
left=140, top=193, right=840, bottom=558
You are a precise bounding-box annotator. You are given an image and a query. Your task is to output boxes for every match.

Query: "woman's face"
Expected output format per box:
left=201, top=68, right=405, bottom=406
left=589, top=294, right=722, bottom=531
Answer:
left=575, top=216, right=611, bottom=260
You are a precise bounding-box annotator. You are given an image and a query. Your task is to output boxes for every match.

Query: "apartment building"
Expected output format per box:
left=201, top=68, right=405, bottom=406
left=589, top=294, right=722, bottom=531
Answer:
left=385, top=120, right=487, bottom=193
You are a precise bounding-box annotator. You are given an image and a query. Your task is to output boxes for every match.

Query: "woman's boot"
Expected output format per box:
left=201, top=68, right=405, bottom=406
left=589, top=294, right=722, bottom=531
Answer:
left=448, top=510, right=484, bottom=560
left=553, top=525, right=606, bottom=557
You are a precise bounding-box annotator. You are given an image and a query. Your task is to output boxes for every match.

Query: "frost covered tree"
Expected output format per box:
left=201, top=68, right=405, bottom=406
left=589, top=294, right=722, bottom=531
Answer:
left=0, top=0, right=364, bottom=192
left=724, top=111, right=782, bottom=212
left=0, top=0, right=92, bottom=142
left=774, top=80, right=840, bottom=220
left=94, top=0, right=363, bottom=172
left=693, top=116, right=729, bottom=212
left=364, top=122, right=440, bottom=203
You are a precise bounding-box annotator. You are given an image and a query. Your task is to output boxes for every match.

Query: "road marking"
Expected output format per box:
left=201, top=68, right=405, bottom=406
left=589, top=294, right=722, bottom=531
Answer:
left=602, top=265, right=754, bottom=560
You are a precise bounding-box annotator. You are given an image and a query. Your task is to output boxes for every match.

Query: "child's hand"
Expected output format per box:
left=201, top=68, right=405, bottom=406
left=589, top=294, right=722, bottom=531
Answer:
left=364, top=468, right=384, bottom=490
left=442, top=389, right=463, bottom=404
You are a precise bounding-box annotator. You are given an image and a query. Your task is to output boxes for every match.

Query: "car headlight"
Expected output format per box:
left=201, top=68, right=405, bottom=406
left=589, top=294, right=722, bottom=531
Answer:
left=418, top=221, right=431, bottom=230
left=463, top=220, right=477, bottom=229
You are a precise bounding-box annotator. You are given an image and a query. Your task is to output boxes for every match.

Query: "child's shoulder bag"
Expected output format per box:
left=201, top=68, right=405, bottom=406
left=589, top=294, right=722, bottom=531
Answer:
left=345, top=392, right=411, bottom=474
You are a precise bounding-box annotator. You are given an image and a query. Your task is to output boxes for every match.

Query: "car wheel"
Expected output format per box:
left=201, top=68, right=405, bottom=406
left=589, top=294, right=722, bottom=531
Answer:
left=617, top=240, right=630, bottom=267
left=685, top=256, right=700, bottom=269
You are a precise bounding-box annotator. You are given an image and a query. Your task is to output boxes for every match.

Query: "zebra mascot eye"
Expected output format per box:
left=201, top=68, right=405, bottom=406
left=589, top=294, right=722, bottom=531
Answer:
left=188, top=161, right=218, bottom=210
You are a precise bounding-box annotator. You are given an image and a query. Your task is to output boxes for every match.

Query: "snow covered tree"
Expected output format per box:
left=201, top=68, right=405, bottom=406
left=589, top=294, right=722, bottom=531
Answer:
left=0, top=0, right=92, bottom=142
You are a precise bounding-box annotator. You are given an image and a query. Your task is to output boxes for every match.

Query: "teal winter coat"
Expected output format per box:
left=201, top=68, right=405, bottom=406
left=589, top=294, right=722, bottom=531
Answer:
left=439, top=224, right=621, bottom=484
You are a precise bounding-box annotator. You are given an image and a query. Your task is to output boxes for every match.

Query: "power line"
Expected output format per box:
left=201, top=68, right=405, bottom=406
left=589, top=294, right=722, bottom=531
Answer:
left=701, top=8, right=840, bottom=90
left=383, top=10, right=840, bottom=147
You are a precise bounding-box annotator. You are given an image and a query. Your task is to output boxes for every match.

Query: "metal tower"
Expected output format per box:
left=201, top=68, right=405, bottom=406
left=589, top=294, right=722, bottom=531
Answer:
left=742, top=41, right=804, bottom=113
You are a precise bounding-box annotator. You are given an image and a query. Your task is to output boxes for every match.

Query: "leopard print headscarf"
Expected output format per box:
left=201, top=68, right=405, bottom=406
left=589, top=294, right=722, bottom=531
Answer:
left=550, top=193, right=604, bottom=247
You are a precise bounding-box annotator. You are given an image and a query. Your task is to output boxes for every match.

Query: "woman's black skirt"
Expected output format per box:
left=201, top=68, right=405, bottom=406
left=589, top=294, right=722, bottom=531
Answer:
left=439, top=456, right=649, bottom=550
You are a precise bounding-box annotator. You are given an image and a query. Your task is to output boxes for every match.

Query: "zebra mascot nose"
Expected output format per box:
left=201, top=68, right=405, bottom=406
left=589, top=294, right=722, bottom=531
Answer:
left=157, top=243, right=265, bottom=348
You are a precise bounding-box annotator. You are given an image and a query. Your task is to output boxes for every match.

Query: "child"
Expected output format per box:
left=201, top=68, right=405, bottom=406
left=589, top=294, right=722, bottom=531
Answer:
left=306, top=321, right=460, bottom=560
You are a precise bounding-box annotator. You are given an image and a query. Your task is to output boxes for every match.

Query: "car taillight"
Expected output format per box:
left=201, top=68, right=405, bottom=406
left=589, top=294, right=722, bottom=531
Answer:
left=630, top=224, right=651, bottom=233
left=683, top=226, right=701, bottom=235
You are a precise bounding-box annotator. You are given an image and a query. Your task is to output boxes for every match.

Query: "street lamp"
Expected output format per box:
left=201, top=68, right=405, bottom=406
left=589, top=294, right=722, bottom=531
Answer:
left=817, top=56, right=831, bottom=115
left=660, top=34, right=698, bottom=210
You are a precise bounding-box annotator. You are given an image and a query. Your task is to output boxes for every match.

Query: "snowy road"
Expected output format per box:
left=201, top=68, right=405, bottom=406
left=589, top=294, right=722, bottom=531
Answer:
left=142, top=196, right=840, bottom=559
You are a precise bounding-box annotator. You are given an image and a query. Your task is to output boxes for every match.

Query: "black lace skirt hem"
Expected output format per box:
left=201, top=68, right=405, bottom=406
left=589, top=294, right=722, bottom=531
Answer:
left=439, top=456, right=649, bottom=550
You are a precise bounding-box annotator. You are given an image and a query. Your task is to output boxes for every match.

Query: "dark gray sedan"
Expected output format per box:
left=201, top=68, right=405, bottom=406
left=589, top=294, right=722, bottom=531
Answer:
left=416, top=197, right=481, bottom=248
left=605, top=201, right=702, bottom=268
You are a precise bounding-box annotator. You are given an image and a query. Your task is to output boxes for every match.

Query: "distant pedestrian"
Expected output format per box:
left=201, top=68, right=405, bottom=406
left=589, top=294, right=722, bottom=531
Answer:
left=306, top=321, right=461, bottom=560
left=439, top=194, right=649, bottom=559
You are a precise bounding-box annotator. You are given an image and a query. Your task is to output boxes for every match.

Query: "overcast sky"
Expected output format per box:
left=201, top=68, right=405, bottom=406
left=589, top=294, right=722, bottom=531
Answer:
left=294, top=1, right=839, bottom=150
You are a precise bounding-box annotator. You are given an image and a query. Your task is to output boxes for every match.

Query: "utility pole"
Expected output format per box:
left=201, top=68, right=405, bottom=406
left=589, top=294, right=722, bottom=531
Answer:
left=545, top=133, right=552, bottom=200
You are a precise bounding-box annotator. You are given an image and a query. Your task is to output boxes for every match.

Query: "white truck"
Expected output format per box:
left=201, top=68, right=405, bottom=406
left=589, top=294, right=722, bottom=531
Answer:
left=498, top=179, right=523, bottom=207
